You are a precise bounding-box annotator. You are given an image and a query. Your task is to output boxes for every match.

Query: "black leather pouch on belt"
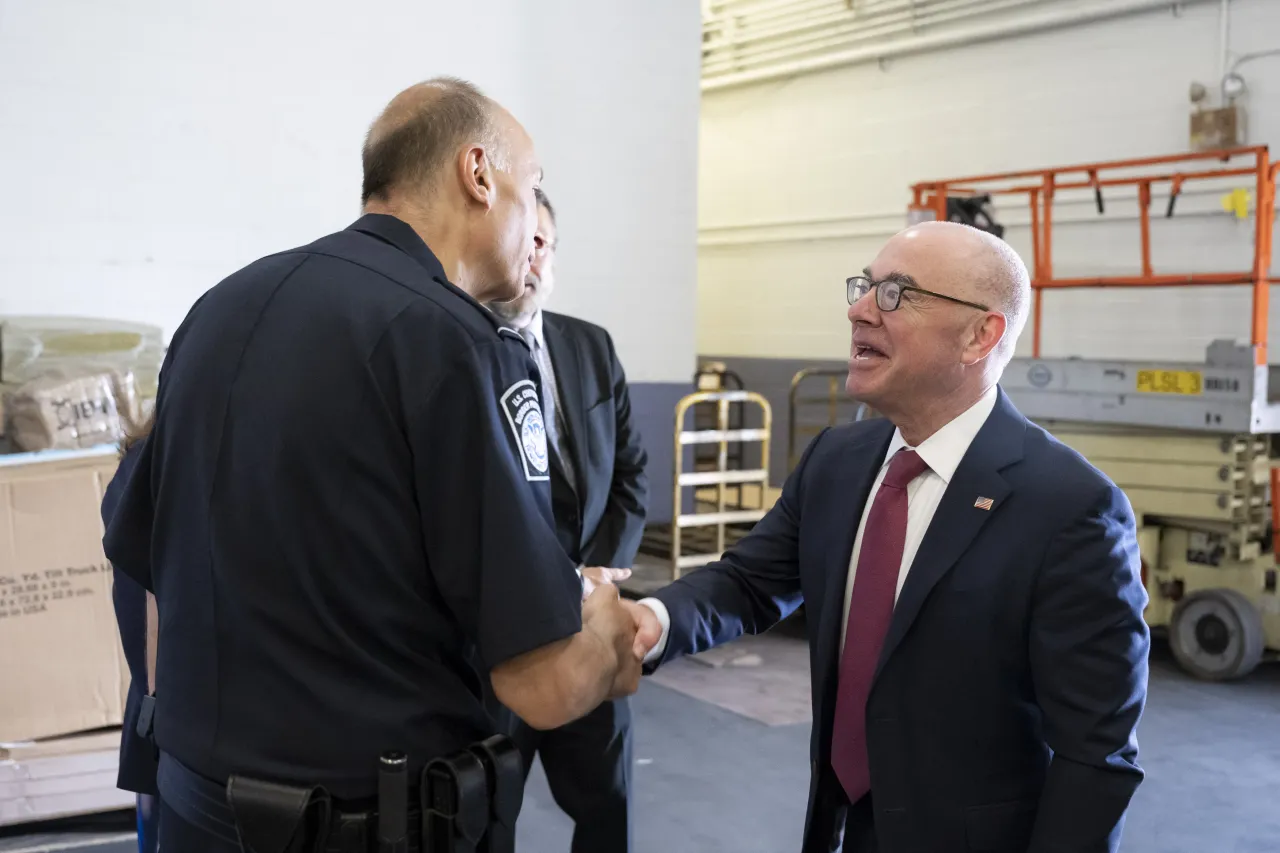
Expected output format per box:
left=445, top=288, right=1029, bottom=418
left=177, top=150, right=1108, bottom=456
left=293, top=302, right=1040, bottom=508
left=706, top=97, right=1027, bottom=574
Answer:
left=421, top=749, right=488, bottom=853
left=157, top=753, right=331, bottom=853
left=226, top=774, right=333, bottom=853
left=467, top=735, right=523, bottom=853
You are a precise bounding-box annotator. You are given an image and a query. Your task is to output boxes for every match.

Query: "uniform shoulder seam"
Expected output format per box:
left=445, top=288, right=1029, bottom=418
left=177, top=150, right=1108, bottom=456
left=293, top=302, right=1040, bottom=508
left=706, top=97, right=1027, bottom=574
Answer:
left=285, top=247, right=496, bottom=342
left=370, top=308, right=505, bottom=415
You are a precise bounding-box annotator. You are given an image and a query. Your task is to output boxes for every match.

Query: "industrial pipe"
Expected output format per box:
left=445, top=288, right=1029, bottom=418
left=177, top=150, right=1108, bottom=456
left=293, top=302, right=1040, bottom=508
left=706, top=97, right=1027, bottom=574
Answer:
left=1219, top=0, right=1231, bottom=82
left=703, top=0, right=1008, bottom=56
left=697, top=186, right=1275, bottom=248
left=703, top=0, right=1215, bottom=92
left=706, top=0, right=949, bottom=32
left=703, top=0, right=1039, bottom=74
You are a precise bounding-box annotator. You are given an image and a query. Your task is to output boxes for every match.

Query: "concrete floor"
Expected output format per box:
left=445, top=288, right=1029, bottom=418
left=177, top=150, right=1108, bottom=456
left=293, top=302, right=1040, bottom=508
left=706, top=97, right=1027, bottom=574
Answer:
left=3, top=631, right=1277, bottom=853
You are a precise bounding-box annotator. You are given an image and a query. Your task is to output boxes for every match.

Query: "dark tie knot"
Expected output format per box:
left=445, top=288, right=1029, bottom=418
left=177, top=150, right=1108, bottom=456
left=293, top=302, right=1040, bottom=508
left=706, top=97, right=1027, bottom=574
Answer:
left=883, top=449, right=928, bottom=490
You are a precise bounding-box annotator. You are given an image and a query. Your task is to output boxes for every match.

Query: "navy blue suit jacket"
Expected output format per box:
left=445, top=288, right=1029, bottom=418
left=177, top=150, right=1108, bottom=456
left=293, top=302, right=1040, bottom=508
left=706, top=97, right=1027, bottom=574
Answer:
left=650, top=389, right=1150, bottom=853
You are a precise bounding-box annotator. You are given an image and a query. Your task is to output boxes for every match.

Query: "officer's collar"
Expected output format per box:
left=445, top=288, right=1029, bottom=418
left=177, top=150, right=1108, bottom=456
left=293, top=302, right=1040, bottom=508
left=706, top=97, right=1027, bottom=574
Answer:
left=348, top=213, right=504, bottom=332
left=349, top=213, right=448, bottom=280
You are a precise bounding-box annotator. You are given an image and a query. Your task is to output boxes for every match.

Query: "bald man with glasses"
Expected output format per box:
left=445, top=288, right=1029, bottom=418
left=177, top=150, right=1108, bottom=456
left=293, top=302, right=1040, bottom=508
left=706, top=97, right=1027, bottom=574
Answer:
left=626, top=222, right=1150, bottom=853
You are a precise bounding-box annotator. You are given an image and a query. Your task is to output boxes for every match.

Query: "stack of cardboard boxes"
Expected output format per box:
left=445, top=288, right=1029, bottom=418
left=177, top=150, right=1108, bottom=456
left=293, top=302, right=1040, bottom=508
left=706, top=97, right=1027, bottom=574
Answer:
left=0, top=446, right=136, bottom=825
left=0, top=316, right=163, bottom=827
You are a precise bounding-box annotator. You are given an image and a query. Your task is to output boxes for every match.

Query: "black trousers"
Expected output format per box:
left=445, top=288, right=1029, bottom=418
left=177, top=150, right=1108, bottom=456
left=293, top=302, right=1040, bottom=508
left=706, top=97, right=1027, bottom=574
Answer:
left=159, top=796, right=241, bottom=853
left=506, top=697, right=634, bottom=853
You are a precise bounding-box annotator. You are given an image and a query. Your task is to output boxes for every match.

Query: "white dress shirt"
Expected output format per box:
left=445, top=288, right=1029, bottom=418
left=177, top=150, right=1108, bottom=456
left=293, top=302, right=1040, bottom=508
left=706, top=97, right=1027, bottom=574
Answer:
left=519, top=310, right=586, bottom=577
left=519, top=311, right=577, bottom=490
left=640, top=386, right=999, bottom=664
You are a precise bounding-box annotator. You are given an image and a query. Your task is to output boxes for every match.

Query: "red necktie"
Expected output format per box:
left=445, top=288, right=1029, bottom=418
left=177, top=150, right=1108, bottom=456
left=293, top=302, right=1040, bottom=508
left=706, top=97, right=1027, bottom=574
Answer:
left=830, top=448, right=929, bottom=803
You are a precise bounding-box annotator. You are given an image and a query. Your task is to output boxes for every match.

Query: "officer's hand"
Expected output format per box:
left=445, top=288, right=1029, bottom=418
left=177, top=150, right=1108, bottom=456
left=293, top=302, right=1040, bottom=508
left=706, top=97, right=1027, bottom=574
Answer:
left=581, top=585, right=642, bottom=698
left=609, top=646, right=643, bottom=699
left=580, top=566, right=632, bottom=601
left=621, top=599, right=663, bottom=661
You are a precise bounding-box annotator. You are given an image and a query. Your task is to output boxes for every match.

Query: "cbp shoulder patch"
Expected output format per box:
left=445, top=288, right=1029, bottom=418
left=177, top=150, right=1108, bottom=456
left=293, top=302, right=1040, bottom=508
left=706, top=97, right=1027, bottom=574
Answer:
left=500, top=379, right=549, bottom=481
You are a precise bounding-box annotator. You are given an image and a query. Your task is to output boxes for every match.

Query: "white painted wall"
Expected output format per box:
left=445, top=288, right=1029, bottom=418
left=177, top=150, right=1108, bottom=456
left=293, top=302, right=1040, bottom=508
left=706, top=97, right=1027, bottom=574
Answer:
left=0, top=0, right=700, bottom=383
left=698, top=0, right=1280, bottom=365
left=526, top=0, right=701, bottom=384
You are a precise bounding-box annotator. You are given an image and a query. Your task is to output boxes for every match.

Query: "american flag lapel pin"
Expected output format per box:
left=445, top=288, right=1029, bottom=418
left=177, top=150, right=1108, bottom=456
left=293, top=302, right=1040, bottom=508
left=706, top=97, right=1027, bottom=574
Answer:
left=974, top=496, right=994, bottom=511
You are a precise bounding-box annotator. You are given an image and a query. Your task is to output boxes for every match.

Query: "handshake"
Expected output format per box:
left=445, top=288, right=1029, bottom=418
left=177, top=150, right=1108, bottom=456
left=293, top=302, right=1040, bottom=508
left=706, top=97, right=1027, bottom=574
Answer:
left=490, top=566, right=664, bottom=731
left=579, top=567, right=664, bottom=699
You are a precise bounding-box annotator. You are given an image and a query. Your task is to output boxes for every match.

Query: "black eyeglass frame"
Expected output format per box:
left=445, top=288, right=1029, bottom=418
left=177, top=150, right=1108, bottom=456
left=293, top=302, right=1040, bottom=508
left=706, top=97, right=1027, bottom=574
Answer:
left=846, top=275, right=990, bottom=313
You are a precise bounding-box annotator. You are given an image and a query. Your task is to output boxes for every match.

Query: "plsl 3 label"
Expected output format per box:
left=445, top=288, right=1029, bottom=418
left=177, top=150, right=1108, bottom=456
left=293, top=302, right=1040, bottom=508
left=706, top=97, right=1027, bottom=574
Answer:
left=1135, top=370, right=1203, bottom=395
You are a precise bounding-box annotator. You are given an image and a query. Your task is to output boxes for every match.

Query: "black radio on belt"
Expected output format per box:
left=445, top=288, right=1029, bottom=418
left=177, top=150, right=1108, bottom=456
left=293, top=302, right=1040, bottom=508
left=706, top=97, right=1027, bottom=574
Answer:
left=423, top=750, right=487, bottom=852
left=467, top=736, right=522, bottom=853
left=420, top=734, right=524, bottom=853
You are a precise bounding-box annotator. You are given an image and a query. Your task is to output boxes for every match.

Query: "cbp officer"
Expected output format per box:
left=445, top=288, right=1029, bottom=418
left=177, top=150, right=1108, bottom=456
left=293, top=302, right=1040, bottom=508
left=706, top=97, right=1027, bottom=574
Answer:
left=103, top=77, right=656, bottom=852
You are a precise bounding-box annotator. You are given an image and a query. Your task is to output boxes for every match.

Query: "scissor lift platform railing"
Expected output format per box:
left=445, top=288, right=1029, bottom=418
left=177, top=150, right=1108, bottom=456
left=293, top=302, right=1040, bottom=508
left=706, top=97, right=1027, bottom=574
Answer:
left=911, top=146, right=1278, bottom=363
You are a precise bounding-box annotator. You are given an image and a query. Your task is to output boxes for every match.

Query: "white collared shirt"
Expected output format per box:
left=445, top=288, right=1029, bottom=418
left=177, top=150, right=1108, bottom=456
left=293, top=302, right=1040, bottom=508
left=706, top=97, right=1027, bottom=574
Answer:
left=837, top=384, right=997, bottom=653
left=640, top=385, right=999, bottom=664
left=524, top=308, right=548, bottom=352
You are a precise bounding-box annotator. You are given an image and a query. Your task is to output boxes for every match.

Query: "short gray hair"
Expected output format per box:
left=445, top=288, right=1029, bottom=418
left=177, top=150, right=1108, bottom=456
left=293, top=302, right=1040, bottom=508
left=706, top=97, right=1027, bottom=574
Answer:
left=982, top=236, right=1031, bottom=363
left=361, top=77, right=504, bottom=205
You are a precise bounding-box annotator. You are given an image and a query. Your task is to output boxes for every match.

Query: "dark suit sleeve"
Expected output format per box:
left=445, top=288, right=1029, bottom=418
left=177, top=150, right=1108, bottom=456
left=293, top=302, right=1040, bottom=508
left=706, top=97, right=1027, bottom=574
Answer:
left=1027, top=482, right=1150, bottom=853
left=648, top=428, right=824, bottom=667
left=580, top=332, right=649, bottom=568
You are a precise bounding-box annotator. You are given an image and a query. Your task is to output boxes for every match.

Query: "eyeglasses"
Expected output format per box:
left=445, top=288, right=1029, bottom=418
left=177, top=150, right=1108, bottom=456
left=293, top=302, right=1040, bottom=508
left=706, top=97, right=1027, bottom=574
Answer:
left=846, top=275, right=989, bottom=313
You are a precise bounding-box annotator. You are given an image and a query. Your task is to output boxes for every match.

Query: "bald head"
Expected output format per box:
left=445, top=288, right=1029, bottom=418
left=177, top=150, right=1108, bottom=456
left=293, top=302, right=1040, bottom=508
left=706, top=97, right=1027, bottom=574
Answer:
left=358, top=78, right=543, bottom=306
left=849, top=220, right=1032, bottom=442
left=361, top=77, right=510, bottom=206
left=887, top=220, right=1030, bottom=361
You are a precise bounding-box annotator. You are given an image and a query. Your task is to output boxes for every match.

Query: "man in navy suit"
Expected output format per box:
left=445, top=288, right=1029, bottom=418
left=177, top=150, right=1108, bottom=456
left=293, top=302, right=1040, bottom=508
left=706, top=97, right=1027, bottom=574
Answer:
left=624, top=221, right=1151, bottom=853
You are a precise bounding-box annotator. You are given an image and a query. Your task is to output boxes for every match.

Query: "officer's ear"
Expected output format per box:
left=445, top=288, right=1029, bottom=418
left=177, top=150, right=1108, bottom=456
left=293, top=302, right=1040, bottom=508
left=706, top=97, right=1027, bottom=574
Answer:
left=458, top=144, right=494, bottom=210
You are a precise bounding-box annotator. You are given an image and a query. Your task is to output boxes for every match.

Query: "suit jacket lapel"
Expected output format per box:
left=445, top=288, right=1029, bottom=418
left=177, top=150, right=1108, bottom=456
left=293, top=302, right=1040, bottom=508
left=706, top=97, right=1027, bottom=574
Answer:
left=814, top=422, right=894, bottom=733
left=873, top=390, right=1027, bottom=682
left=542, top=313, right=588, bottom=491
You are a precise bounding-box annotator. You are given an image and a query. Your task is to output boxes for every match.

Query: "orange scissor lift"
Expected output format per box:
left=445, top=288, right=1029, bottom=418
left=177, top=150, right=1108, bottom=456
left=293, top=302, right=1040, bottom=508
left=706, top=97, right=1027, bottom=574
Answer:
left=911, top=147, right=1280, bottom=681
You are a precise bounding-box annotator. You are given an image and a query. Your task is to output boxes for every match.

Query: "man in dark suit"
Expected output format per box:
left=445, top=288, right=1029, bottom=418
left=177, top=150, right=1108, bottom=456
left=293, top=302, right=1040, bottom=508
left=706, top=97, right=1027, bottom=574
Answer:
left=623, top=221, right=1150, bottom=853
left=488, top=187, right=649, bottom=853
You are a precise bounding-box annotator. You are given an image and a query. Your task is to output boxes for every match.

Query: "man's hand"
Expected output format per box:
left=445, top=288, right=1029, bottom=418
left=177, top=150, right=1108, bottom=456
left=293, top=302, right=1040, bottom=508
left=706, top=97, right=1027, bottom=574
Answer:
left=582, top=584, right=642, bottom=697
left=622, top=599, right=663, bottom=662
left=580, top=566, right=632, bottom=600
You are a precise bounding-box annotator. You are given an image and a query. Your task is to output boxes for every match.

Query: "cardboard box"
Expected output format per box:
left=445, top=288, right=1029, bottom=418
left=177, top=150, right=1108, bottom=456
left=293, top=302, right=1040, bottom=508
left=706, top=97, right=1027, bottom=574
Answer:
left=0, top=729, right=133, bottom=826
left=4, top=373, right=129, bottom=452
left=0, top=447, right=129, bottom=743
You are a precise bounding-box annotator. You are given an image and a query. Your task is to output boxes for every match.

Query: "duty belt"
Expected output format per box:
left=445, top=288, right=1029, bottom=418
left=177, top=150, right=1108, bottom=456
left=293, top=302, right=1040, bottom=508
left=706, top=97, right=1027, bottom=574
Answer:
left=157, top=736, right=523, bottom=853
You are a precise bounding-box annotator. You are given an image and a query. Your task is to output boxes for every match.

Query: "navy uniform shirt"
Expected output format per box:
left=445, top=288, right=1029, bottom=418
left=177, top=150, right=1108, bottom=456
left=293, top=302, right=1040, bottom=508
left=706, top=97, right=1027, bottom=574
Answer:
left=103, top=443, right=159, bottom=796
left=103, top=214, right=582, bottom=799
